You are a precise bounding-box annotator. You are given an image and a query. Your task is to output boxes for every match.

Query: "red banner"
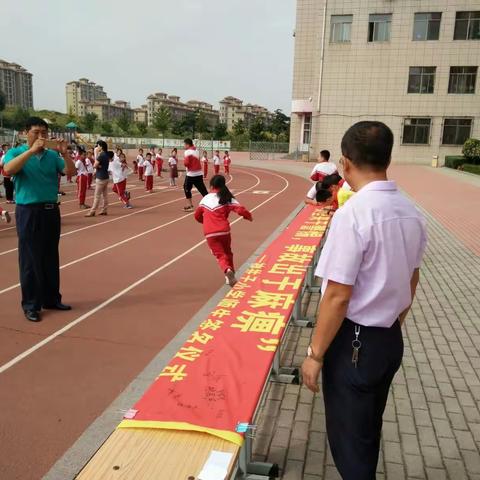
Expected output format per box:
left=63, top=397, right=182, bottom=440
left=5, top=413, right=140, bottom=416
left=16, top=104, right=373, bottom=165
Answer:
left=119, top=206, right=331, bottom=445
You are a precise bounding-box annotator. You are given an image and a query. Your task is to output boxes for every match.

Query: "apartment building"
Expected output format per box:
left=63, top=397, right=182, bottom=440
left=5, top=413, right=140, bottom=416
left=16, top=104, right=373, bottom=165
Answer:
left=0, top=59, right=33, bottom=109
left=146, top=92, right=219, bottom=128
left=219, top=96, right=275, bottom=131
left=290, top=1, right=480, bottom=164
left=66, top=78, right=108, bottom=116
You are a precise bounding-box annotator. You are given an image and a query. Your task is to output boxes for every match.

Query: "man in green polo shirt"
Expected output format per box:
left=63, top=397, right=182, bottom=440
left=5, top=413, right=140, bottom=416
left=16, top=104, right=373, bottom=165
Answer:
left=3, top=117, right=76, bottom=322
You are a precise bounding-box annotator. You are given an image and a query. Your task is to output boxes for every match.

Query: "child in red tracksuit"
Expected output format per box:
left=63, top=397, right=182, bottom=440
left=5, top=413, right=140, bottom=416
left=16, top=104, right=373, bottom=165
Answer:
left=223, top=151, right=231, bottom=175
left=195, top=175, right=253, bottom=287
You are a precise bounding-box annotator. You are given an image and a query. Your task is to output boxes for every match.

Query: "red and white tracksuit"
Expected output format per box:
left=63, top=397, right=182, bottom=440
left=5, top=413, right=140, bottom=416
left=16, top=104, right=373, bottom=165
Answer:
left=213, top=155, right=221, bottom=175
left=144, top=159, right=154, bottom=191
left=156, top=154, right=163, bottom=177
left=310, top=161, right=338, bottom=182
left=201, top=156, right=208, bottom=178
left=194, top=192, right=252, bottom=273
left=137, top=154, right=145, bottom=180
left=108, top=159, right=130, bottom=205
left=75, top=159, right=89, bottom=205
left=223, top=155, right=231, bottom=174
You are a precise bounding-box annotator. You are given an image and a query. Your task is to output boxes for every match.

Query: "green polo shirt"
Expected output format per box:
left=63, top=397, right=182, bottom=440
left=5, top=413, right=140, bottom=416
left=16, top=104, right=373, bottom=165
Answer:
left=3, top=144, right=65, bottom=205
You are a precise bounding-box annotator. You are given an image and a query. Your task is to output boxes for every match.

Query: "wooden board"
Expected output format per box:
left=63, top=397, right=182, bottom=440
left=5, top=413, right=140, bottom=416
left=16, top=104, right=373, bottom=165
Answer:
left=76, top=429, right=240, bottom=480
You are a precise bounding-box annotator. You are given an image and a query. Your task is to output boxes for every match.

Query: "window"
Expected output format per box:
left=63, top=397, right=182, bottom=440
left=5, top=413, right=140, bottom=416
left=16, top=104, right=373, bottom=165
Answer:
left=330, top=15, right=353, bottom=43
left=402, top=118, right=431, bottom=145
left=408, top=67, right=436, bottom=93
left=454, top=11, right=480, bottom=40
left=368, top=14, right=391, bottom=42
left=413, top=13, right=441, bottom=40
left=442, top=119, right=473, bottom=145
left=302, top=113, right=312, bottom=145
left=448, top=67, right=477, bottom=94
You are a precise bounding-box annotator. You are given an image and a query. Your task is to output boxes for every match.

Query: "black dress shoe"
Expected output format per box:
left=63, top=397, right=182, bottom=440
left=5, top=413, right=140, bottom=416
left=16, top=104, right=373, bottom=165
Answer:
left=24, top=310, right=41, bottom=322
left=43, top=303, right=72, bottom=311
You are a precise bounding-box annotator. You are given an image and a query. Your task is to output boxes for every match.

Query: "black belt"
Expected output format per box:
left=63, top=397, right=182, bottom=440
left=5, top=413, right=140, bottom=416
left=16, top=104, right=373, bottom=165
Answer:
left=17, top=203, right=59, bottom=210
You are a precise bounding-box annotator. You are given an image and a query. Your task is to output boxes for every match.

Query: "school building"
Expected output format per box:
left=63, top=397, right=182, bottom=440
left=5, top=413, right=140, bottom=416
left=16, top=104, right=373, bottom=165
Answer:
left=289, top=1, right=480, bottom=164
left=0, top=59, right=33, bottom=109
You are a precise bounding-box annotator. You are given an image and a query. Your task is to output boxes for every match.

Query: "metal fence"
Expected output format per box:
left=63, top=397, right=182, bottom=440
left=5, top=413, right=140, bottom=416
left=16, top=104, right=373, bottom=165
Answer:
left=248, top=142, right=290, bottom=161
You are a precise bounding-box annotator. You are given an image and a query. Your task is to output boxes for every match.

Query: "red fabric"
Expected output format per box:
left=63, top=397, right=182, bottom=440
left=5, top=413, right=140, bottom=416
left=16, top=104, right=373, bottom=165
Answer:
left=77, top=175, right=88, bottom=205
left=224, top=165, right=230, bottom=175
left=113, top=179, right=129, bottom=205
left=207, top=234, right=234, bottom=273
left=123, top=207, right=331, bottom=441
left=184, top=147, right=201, bottom=171
left=223, top=156, right=231, bottom=166
left=145, top=175, right=153, bottom=191
left=156, top=158, right=163, bottom=176
left=195, top=201, right=252, bottom=237
left=310, top=171, right=327, bottom=182
left=203, top=163, right=208, bottom=178
left=138, top=166, right=144, bottom=181
left=67, top=174, right=73, bottom=182
left=214, top=165, right=220, bottom=175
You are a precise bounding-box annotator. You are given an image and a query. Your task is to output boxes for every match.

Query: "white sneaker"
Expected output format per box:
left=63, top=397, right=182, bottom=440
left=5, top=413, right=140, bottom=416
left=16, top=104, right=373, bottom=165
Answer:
left=225, top=269, right=237, bottom=287
left=1, top=211, right=11, bottom=223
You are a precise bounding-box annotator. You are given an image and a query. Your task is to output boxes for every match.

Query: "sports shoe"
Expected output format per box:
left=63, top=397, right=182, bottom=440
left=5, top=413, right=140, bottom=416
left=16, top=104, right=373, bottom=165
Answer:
left=225, top=269, right=237, bottom=287
left=1, top=211, right=11, bottom=223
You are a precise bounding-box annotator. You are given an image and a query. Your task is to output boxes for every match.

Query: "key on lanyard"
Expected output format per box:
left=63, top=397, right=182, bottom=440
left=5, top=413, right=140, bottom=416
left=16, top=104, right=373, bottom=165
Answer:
left=351, top=325, right=361, bottom=368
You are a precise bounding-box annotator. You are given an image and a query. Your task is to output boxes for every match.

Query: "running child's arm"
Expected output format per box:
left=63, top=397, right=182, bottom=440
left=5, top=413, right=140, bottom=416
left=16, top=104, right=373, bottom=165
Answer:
left=231, top=204, right=253, bottom=221
left=194, top=206, right=204, bottom=223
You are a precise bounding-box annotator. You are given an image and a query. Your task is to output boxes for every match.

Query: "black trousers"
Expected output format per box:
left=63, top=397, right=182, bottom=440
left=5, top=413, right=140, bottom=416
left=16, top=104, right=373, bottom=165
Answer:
left=322, top=319, right=403, bottom=480
left=184, top=175, right=208, bottom=199
left=16, top=204, right=62, bottom=311
left=4, top=177, right=14, bottom=201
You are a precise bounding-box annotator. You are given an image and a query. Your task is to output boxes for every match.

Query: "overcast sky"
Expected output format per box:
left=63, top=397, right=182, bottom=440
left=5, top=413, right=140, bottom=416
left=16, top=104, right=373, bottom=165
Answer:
left=2, top=0, right=296, bottom=115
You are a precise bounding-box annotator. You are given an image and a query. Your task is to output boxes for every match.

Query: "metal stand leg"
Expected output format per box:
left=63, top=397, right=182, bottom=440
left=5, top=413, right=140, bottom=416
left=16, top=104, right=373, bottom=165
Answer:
left=291, top=296, right=314, bottom=328
left=270, top=346, right=299, bottom=384
left=236, top=434, right=279, bottom=479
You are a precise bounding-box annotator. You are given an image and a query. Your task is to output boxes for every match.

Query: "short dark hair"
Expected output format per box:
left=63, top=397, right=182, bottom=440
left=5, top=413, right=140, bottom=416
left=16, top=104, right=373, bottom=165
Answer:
left=320, top=150, right=330, bottom=161
left=184, top=138, right=193, bottom=147
left=77, top=146, right=86, bottom=154
left=146, top=152, right=152, bottom=157
left=96, top=140, right=108, bottom=151
left=341, top=121, right=393, bottom=171
left=321, top=173, right=343, bottom=189
left=315, top=189, right=332, bottom=203
left=26, top=117, right=49, bottom=131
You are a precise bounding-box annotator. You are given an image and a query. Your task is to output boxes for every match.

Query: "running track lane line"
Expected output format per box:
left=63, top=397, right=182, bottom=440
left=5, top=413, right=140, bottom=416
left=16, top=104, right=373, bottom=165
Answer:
left=0, top=172, right=289, bottom=374
left=0, top=172, right=259, bottom=296
left=0, top=172, right=231, bottom=256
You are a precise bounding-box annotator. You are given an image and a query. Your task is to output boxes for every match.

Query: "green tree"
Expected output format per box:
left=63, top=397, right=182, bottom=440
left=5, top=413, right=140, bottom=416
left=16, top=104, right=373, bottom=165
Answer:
left=82, top=112, right=98, bottom=133
left=152, top=106, right=171, bottom=137
left=233, top=119, right=246, bottom=136
left=116, top=112, right=131, bottom=133
left=171, top=119, right=184, bottom=136
left=136, top=122, right=148, bottom=136
left=182, top=111, right=198, bottom=138
left=249, top=118, right=266, bottom=141
left=213, top=122, right=228, bottom=140
left=101, top=121, right=113, bottom=135
left=196, top=111, right=210, bottom=137
left=11, top=107, right=31, bottom=130
left=0, top=90, right=5, bottom=128
left=270, top=109, right=290, bottom=141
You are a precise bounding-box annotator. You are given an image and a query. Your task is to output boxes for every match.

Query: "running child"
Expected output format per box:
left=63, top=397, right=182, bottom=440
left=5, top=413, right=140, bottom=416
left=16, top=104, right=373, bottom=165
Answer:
left=136, top=148, right=145, bottom=179
left=109, top=152, right=133, bottom=208
left=194, top=175, right=253, bottom=287
left=75, top=147, right=90, bottom=209
left=201, top=150, right=209, bottom=179
left=213, top=150, right=221, bottom=175
left=168, top=150, right=178, bottom=186
left=144, top=152, right=154, bottom=193
left=183, top=139, right=208, bottom=211
left=223, top=151, right=231, bottom=175
left=156, top=148, right=164, bottom=177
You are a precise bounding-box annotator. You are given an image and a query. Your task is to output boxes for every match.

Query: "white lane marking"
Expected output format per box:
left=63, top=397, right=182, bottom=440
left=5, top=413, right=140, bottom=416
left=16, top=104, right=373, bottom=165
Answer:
left=0, top=172, right=256, bottom=296
left=0, top=172, right=289, bottom=374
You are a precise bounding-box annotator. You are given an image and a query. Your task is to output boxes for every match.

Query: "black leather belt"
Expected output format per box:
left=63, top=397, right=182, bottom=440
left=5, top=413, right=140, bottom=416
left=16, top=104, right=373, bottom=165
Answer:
left=18, top=203, right=59, bottom=210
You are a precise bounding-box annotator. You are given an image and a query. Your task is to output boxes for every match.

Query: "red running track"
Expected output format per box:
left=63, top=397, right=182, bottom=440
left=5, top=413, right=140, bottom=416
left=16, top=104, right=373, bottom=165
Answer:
left=0, top=166, right=309, bottom=480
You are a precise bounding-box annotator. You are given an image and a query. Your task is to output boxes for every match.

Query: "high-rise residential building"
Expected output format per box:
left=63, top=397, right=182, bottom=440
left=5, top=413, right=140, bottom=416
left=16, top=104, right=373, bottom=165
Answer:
left=0, top=59, right=33, bottom=109
left=66, top=78, right=109, bottom=116
left=134, top=105, right=148, bottom=123
left=83, top=99, right=134, bottom=123
left=290, top=1, right=480, bottom=164
left=219, top=96, right=274, bottom=131
left=146, top=92, right=219, bottom=128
